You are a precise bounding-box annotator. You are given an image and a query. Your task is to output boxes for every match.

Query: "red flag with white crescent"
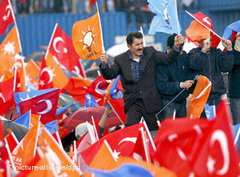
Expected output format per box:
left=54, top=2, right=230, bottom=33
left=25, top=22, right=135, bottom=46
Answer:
left=0, top=0, right=14, bottom=35
left=49, top=24, right=81, bottom=73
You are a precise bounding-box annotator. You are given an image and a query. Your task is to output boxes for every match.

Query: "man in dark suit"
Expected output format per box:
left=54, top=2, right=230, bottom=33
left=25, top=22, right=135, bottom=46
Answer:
left=99, top=32, right=184, bottom=130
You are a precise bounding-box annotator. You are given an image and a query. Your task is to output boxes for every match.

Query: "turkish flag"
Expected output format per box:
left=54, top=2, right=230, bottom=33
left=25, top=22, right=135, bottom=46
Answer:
left=0, top=76, right=14, bottom=115
left=63, top=77, right=92, bottom=105
left=0, top=0, right=14, bottom=35
left=39, top=54, right=54, bottom=90
left=49, top=24, right=80, bottom=73
left=86, top=75, right=110, bottom=105
left=109, top=98, right=126, bottom=125
left=80, top=123, right=144, bottom=165
left=1, top=130, right=19, bottom=161
left=18, top=88, right=60, bottom=124
left=72, top=12, right=103, bottom=60
left=153, top=100, right=240, bottom=177
left=186, top=11, right=221, bottom=47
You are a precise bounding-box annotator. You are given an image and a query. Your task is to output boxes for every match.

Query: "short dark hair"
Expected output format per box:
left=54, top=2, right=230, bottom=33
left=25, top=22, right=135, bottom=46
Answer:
left=126, top=32, right=143, bottom=45
left=167, top=33, right=177, bottom=49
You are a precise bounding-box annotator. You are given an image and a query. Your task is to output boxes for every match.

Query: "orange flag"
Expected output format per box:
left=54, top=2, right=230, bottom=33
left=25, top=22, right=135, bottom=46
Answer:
left=38, top=129, right=82, bottom=176
left=45, top=52, right=68, bottom=88
left=0, top=25, right=21, bottom=75
left=11, top=122, right=40, bottom=168
left=72, top=12, right=103, bottom=60
left=185, top=20, right=210, bottom=42
left=186, top=75, right=212, bottom=118
left=25, top=59, right=40, bottom=87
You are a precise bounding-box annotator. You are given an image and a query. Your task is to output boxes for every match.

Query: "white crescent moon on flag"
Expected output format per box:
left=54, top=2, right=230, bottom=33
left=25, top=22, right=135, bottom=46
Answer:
left=40, top=68, right=53, bottom=84
left=74, top=65, right=80, bottom=75
left=203, top=17, right=211, bottom=26
left=35, top=99, right=52, bottom=114
left=95, top=82, right=106, bottom=95
left=118, top=137, right=137, bottom=145
left=208, top=130, right=230, bottom=175
left=0, top=93, right=6, bottom=103
left=5, top=5, right=11, bottom=18
left=53, top=37, right=68, bottom=53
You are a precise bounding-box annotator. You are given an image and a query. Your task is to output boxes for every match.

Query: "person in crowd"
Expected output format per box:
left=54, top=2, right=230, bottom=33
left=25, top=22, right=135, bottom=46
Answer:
left=156, top=33, right=196, bottom=120
left=117, top=0, right=145, bottom=28
left=228, top=32, right=240, bottom=125
left=188, top=35, right=234, bottom=112
left=99, top=31, right=184, bottom=131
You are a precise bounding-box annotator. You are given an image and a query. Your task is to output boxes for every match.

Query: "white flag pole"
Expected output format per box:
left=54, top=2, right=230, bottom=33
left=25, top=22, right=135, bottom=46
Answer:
left=45, top=23, right=58, bottom=57
left=185, top=10, right=222, bottom=39
left=174, top=0, right=180, bottom=34
left=7, top=0, right=23, bottom=55
left=96, top=3, right=105, bottom=52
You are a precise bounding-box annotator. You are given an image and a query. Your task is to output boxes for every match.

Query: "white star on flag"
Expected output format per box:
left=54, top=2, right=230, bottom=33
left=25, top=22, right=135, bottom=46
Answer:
left=112, top=149, right=120, bottom=160
left=2, top=41, right=15, bottom=55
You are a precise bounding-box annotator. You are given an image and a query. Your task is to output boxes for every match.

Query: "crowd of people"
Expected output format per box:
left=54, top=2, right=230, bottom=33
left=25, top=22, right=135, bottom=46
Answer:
left=97, top=31, right=239, bottom=134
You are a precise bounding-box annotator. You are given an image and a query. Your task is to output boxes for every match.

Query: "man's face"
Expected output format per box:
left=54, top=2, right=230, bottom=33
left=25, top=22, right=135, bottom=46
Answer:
left=128, top=37, right=144, bottom=58
left=236, top=32, right=240, bottom=41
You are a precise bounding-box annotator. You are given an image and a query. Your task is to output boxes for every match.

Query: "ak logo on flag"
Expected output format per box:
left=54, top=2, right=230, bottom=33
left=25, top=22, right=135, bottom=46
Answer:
left=72, top=13, right=102, bottom=60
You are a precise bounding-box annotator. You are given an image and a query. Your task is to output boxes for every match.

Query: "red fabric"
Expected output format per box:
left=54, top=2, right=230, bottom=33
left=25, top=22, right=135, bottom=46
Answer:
left=80, top=123, right=144, bottom=165
left=0, top=77, right=14, bottom=115
left=19, top=89, right=60, bottom=124
left=60, top=106, right=123, bottom=130
left=152, top=100, right=239, bottom=177
left=109, top=98, right=126, bottom=124
left=1, top=130, right=19, bottom=161
left=0, top=0, right=14, bottom=35
left=49, top=25, right=80, bottom=73
left=38, top=54, right=54, bottom=90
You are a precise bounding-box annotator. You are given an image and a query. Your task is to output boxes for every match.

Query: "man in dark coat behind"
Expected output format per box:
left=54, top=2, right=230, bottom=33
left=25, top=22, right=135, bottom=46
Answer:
left=156, top=33, right=196, bottom=120
left=188, top=35, right=234, bottom=113
left=99, top=31, right=184, bottom=130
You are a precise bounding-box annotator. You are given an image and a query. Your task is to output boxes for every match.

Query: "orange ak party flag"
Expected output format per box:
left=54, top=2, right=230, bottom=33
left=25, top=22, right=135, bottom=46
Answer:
left=72, top=12, right=103, bottom=60
left=186, top=75, right=212, bottom=118
left=0, top=25, right=21, bottom=75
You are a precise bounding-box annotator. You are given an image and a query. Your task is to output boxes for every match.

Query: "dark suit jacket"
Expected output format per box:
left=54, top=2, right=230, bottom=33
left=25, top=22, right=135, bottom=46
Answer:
left=100, top=46, right=179, bottom=113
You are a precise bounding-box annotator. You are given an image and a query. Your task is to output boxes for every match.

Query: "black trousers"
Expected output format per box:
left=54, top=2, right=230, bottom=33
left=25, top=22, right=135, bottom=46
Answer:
left=125, top=98, right=159, bottom=131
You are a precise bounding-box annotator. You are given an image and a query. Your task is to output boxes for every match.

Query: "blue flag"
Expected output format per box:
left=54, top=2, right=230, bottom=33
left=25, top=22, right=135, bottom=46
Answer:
left=87, top=163, right=153, bottom=177
left=14, top=110, right=31, bottom=128
left=14, top=88, right=58, bottom=115
left=44, top=120, right=58, bottom=134
left=233, top=123, right=240, bottom=145
left=148, top=0, right=181, bottom=35
left=223, top=20, right=240, bottom=39
left=85, top=94, right=99, bottom=108
left=110, top=75, right=123, bottom=99
left=204, top=103, right=215, bottom=120
left=56, top=103, right=74, bottom=116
